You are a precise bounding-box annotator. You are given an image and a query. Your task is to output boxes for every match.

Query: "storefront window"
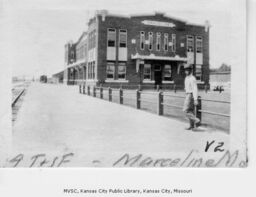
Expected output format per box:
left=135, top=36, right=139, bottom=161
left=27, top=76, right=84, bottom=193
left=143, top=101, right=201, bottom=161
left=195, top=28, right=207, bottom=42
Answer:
left=163, top=65, right=172, bottom=81
left=196, top=64, right=202, bottom=81
left=106, top=62, right=115, bottom=79
left=118, top=63, right=126, bottom=79
left=187, top=35, right=194, bottom=52
left=143, top=64, right=151, bottom=80
left=107, top=28, right=116, bottom=47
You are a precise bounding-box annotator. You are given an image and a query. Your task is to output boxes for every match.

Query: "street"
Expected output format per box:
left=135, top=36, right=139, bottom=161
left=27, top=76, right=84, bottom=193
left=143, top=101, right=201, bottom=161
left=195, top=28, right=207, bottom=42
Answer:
left=11, top=83, right=230, bottom=167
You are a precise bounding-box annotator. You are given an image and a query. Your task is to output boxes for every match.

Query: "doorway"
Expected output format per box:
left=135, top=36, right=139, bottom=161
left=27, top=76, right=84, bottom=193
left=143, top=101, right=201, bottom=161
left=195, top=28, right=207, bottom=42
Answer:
left=154, top=64, right=162, bottom=86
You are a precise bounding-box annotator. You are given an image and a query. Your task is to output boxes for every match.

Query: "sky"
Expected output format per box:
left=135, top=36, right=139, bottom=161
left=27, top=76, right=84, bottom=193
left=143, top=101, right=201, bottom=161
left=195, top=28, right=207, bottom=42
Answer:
left=2, top=0, right=246, bottom=78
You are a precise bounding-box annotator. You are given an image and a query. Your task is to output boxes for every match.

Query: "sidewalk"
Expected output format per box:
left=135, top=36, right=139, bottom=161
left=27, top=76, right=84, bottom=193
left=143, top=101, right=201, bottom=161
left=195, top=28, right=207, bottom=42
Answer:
left=11, top=83, right=229, bottom=167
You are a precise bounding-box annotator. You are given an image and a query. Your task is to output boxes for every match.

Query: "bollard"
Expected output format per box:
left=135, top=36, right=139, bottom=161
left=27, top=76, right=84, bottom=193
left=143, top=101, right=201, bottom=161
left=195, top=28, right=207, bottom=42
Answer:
left=174, top=84, right=177, bottom=93
left=100, top=87, right=103, bottom=99
left=136, top=90, right=141, bottom=109
left=108, top=87, right=112, bottom=101
left=87, top=86, right=90, bottom=96
left=119, top=88, right=123, bottom=104
left=93, top=86, right=96, bottom=97
left=157, top=91, right=163, bottom=115
left=83, top=85, right=86, bottom=94
left=194, top=96, right=202, bottom=127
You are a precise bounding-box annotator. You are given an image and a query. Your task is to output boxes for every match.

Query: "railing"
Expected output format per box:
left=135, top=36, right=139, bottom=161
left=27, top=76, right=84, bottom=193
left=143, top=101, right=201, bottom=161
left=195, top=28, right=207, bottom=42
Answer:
left=12, top=89, right=25, bottom=107
left=79, top=85, right=230, bottom=131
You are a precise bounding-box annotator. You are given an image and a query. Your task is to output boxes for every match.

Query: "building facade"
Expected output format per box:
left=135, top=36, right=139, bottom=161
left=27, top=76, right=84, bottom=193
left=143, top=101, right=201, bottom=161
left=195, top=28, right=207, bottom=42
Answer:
left=63, top=10, right=210, bottom=89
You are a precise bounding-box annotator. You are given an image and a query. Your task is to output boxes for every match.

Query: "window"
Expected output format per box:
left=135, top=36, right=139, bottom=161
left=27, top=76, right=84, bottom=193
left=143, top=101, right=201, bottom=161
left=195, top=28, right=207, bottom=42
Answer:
left=106, top=62, right=115, bottom=79
left=107, top=28, right=116, bottom=47
left=196, top=36, right=203, bottom=53
left=172, top=34, right=176, bottom=52
left=187, top=35, right=194, bottom=52
left=92, top=62, right=95, bottom=79
left=118, top=63, right=126, bottom=79
left=143, top=64, right=151, bottom=80
left=195, top=64, right=202, bottom=81
left=156, top=32, right=161, bottom=51
left=148, top=32, right=153, bottom=50
left=163, top=65, right=172, bottom=81
left=119, top=29, right=127, bottom=48
left=140, top=31, right=145, bottom=50
left=164, top=33, right=168, bottom=51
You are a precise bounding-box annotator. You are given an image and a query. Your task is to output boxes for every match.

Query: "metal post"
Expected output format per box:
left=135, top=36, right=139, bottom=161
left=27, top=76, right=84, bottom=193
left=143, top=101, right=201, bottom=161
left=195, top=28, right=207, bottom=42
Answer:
left=93, top=86, right=96, bottom=97
left=87, top=86, right=90, bottom=96
left=136, top=90, right=141, bottom=109
left=108, top=87, right=112, bottom=101
left=119, top=88, right=123, bottom=104
left=157, top=91, right=163, bottom=115
left=100, top=87, right=103, bottom=99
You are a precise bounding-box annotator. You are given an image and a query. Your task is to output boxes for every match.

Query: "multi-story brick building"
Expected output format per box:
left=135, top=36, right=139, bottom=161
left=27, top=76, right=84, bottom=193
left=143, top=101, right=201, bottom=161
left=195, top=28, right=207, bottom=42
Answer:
left=63, top=10, right=210, bottom=89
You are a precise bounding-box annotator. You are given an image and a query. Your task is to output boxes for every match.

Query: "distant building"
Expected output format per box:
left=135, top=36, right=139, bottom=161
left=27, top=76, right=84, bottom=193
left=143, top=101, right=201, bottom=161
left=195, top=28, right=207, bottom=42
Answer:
left=63, top=10, right=210, bottom=89
left=52, top=71, right=64, bottom=83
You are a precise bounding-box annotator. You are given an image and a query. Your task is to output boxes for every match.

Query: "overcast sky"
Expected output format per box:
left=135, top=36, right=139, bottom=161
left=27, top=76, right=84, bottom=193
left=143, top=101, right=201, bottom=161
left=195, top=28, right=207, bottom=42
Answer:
left=3, top=0, right=246, bottom=77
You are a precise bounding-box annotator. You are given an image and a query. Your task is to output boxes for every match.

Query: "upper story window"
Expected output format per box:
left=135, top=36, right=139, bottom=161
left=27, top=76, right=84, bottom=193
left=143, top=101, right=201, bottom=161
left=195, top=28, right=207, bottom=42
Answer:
left=196, top=36, right=203, bottom=53
left=119, top=29, right=127, bottom=48
left=140, top=31, right=145, bottom=50
left=107, top=28, right=116, bottom=47
left=187, top=35, right=194, bottom=52
left=164, top=33, right=168, bottom=51
left=172, top=34, right=176, bottom=52
left=156, top=32, right=161, bottom=51
left=148, top=32, right=153, bottom=51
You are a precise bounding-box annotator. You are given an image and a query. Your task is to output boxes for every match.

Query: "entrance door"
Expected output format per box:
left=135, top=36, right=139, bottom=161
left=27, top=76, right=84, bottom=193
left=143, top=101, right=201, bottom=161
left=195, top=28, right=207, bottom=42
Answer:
left=154, top=64, right=162, bottom=86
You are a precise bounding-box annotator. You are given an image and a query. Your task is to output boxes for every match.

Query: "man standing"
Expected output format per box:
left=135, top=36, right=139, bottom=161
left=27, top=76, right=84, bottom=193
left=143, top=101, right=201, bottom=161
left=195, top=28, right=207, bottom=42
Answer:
left=183, top=64, right=200, bottom=130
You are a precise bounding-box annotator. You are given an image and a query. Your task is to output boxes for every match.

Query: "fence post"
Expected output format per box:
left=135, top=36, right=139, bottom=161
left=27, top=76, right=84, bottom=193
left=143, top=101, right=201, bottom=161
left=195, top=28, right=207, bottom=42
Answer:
left=79, top=84, right=82, bottom=93
left=87, top=86, right=90, bottom=96
left=136, top=90, right=141, bottom=109
left=108, top=87, right=112, bottom=101
left=83, top=84, right=86, bottom=94
left=156, top=85, right=160, bottom=92
left=93, top=86, right=96, bottom=97
left=204, top=84, right=208, bottom=93
left=119, top=88, right=123, bottom=104
left=100, top=87, right=103, bottom=99
left=157, top=91, right=163, bottom=115
left=194, top=96, right=202, bottom=127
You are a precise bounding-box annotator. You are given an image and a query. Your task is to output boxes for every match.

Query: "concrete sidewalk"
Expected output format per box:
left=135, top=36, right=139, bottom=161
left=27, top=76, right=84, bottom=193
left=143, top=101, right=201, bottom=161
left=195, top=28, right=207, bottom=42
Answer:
left=11, top=83, right=229, bottom=167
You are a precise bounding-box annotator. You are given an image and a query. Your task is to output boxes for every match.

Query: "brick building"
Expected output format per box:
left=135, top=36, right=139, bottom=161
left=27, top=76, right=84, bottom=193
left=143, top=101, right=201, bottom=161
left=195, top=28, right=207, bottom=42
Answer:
left=63, top=10, right=210, bottom=89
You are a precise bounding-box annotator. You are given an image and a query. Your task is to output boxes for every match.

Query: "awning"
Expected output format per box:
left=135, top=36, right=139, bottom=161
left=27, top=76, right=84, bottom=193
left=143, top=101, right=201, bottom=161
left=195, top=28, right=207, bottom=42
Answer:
left=131, top=53, right=187, bottom=62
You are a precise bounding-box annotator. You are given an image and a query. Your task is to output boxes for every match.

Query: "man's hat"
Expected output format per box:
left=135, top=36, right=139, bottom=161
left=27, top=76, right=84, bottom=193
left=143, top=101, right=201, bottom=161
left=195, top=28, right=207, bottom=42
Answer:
left=184, top=64, right=193, bottom=69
